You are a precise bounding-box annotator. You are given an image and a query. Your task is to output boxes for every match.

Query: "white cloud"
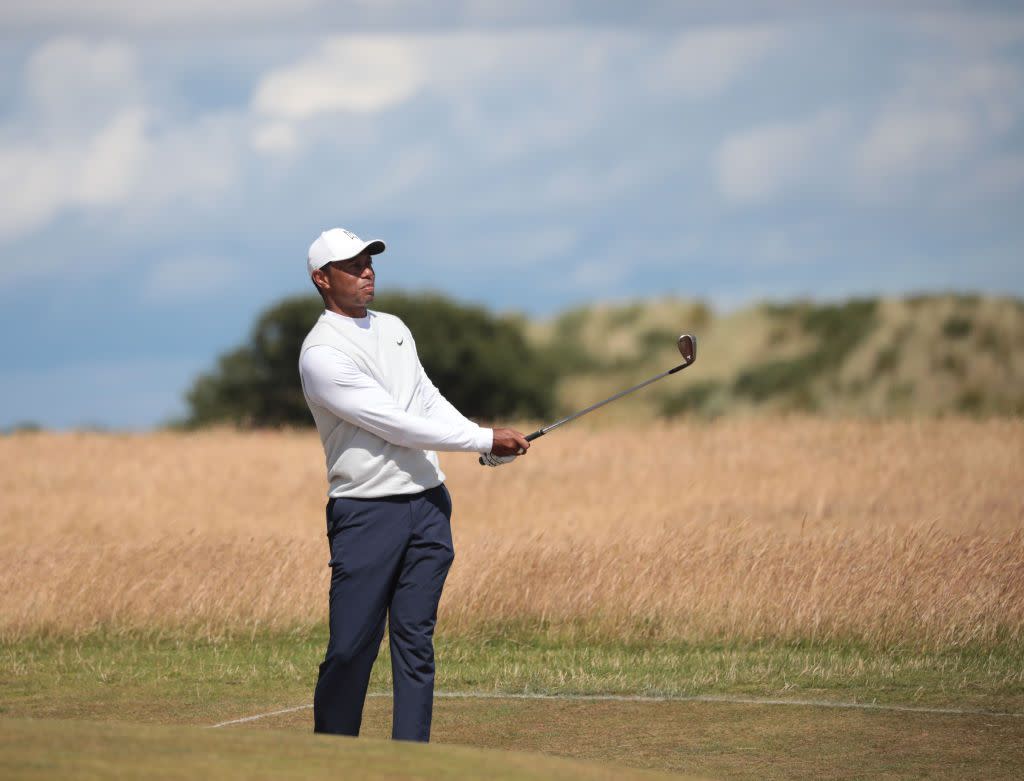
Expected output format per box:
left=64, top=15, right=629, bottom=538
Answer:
left=0, top=106, right=150, bottom=241
left=133, top=111, right=243, bottom=207
left=253, top=37, right=425, bottom=120
left=250, top=27, right=782, bottom=159
left=3, top=0, right=321, bottom=30
left=0, top=37, right=244, bottom=253
left=25, top=36, right=142, bottom=124
left=714, top=108, right=847, bottom=204
left=241, top=24, right=788, bottom=249
left=656, top=26, right=783, bottom=99
left=1, top=25, right=785, bottom=249
left=250, top=31, right=562, bottom=128
left=715, top=54, right=1024, bottom=209
left=855, top=60, right=1023, bottom=200
left=78, top=108, right=150, bottom=205
left=857, top=108, right=974, bottom=180
left=251, top=121, right=299, bottom=154
left=0, top=38, right=151, bottom=241
left=0, top=1, right=836, bottom=33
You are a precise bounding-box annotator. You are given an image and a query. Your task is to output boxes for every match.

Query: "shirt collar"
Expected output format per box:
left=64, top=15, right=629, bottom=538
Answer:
left=323, top=309, right=372, bottom=330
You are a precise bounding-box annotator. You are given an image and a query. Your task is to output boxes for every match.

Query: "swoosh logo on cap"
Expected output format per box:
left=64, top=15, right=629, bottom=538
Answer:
left=396, top=337, right=404, bottom=345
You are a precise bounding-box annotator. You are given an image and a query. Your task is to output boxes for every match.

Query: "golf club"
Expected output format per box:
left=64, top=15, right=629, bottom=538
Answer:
left=480, top=334, right=697, bottom=465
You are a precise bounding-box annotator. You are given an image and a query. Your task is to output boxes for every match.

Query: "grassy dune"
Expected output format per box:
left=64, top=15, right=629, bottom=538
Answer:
left=1, top=420, right=1021, bottom=650
left=529, top=294, right=1024, bottom=420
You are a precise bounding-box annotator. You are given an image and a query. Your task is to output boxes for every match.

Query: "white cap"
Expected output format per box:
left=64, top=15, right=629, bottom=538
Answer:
left=307, top=228, right=386, bottom=275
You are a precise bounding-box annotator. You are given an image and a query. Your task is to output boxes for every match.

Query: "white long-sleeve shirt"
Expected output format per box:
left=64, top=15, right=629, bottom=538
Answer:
left=299, top=309, right=493, bottom=498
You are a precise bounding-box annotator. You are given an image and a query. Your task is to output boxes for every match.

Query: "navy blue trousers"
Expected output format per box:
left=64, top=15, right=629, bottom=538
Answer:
left=312, top=483, right=454, bottom=741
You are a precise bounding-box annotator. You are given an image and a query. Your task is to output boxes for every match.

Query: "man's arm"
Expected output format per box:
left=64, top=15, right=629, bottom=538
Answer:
left=417, top=359, right=531, bottom=458
left=300, top=345, right=492, bottom=453
left=418, top=360, right=479, bottom=430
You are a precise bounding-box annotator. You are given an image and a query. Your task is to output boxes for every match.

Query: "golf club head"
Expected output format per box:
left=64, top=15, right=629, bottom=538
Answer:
left=677, top=334, right=697, bottom=365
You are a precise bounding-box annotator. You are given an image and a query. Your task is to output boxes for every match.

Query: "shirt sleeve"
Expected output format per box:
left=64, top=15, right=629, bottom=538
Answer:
left=417, top=358, right=494, bottom=447
left=300, top=345, right=493, bottom=453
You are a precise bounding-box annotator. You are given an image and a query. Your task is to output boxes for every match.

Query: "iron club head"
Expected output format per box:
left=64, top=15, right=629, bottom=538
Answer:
left=677, top=334, right=697, bottom=365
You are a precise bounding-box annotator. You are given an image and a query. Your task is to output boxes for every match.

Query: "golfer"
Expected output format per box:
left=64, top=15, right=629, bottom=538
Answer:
left=298, top=227, right=529, bottom=741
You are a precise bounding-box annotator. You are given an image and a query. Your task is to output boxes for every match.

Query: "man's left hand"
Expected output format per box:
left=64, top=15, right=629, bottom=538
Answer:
left=480, top=453, right=517, bottom=467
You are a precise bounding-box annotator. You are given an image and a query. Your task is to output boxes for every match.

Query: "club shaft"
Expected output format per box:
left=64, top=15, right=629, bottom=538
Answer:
left=526, top=362, right=687, bottom=441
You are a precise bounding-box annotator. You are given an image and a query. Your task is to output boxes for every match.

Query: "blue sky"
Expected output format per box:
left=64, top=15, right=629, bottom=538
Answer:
left=1, top=2, right=1022, bottom=429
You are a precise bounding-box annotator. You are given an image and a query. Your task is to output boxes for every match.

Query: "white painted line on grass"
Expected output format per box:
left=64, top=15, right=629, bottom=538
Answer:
left=432, top=691, right=1023, bottom=718
left=210, top=704, right=314, bottom=728
left=209, top=692, right=1023, bottom=728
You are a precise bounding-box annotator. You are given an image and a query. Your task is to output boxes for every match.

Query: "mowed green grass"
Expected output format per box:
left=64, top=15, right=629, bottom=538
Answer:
left=0, top=717, right=689, bottom=781
left=304, top=696, right=1024, bottom=780
left=2, top=630, right=1022, bottom=779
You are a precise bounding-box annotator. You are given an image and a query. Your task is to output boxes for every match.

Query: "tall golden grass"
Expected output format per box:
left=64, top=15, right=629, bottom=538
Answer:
left=1, top=419, right=1021, bottom=649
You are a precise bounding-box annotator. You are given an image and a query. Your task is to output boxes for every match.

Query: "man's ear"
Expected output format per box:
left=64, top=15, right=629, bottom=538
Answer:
left=311, top=268, right=329, bottom=292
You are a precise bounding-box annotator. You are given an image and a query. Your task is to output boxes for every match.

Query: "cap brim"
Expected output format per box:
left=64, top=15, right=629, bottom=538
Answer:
left=335, top=239, right=385, bottom=261
left=313, top=239, right=386, bottom=270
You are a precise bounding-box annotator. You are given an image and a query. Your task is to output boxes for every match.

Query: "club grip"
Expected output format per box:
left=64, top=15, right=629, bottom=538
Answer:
left=478, top=429, right=545, bottom=465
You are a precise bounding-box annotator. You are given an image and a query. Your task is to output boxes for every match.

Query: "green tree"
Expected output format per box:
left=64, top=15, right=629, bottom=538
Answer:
left=182, top=292, right=556, bottom=428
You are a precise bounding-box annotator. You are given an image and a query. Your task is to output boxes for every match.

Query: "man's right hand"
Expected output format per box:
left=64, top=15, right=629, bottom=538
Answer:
left=490, top=427, right=530, bottom=457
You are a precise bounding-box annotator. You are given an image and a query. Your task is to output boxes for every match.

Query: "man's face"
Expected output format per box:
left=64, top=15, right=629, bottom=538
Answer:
left=315, top=250, right=375, bottom=312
